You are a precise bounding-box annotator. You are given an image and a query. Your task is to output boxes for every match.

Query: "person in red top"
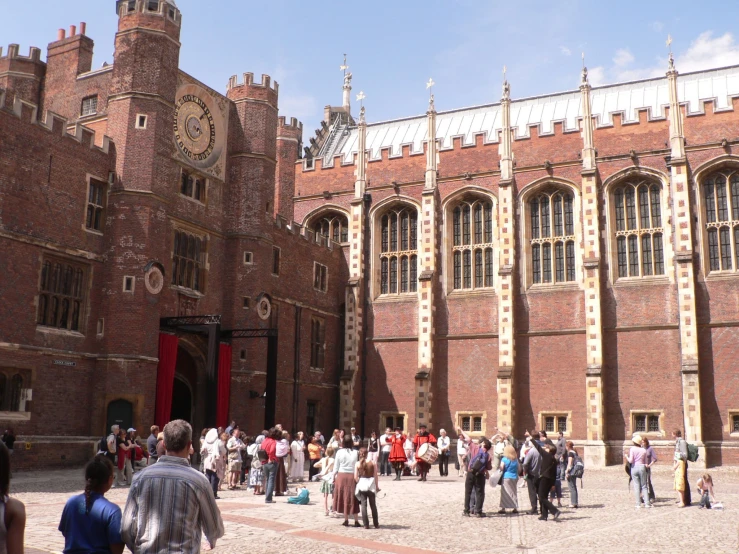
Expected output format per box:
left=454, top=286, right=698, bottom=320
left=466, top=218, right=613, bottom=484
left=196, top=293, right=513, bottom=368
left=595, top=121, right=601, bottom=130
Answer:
left=260, top=428, right=279, bottom=503
left=412, top=425, right=437, bottom=482
left=386, top=427, right=407, bottom=481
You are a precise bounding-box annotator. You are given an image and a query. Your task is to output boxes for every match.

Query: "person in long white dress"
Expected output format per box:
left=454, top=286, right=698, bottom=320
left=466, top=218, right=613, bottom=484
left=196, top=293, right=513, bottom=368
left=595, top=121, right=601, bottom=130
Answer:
left=290, top=432, right=306, bottom=482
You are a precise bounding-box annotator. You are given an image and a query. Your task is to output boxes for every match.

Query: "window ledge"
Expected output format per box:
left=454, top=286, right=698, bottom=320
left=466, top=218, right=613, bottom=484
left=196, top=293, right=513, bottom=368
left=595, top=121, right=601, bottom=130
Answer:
left=309, top=368, right=325, bottom=373
left=0, top=412, right=31, bottom=422
left=631, top=432, right=665, bottom=439
left=179, top=194, right=206, bottom=206
left=373, top=294, right=418, bottom=304
left=313, top=288, right=327, bottom=294
left=704, top=271, right=739, bottom=282
left=83, top=227, right=104, bottom=237
left=447, top=288, right=497, bottom=298
left=613, top=275, right=670, bottom=287
left=35, top=326, right=85, bottom=338
left=169, top=286, right=204, bottom=298
left=526, top=282, right=580, bottom=293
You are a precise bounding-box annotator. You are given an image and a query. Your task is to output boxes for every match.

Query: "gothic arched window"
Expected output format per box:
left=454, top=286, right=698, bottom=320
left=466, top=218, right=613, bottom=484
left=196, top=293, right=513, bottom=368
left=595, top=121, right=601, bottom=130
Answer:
left=612, top=181, right=665, bottom=278
left=379, top=206, right=418, bottom=295
left=530, top=189, right=576, bottom=284
left=451, top=198, right=494, bottom=290
left=311, top=212, right=349, bottom=244
left=704, top=170, right=739, bottom=272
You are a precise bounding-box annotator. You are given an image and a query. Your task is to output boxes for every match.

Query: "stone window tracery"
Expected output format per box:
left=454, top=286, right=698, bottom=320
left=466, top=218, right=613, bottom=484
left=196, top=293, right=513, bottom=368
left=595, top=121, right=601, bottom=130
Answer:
left=703, top=170, right=739, bottom=272
left=310, top=317, right=325, bottom=370
left=172, top=230, right=205, bottom=293
left=529, top=189, right=576, bottom=284
left=379, top=206, right=418, bottom=295
left=37, top=258, right=86, bottom=332
left=451, top=199, right=494, bottom=291
left=612, top=181, right=665, bottom=278
left=312, top=212, right=348, bottom=244
left=86, top=178, right=107, bottom=232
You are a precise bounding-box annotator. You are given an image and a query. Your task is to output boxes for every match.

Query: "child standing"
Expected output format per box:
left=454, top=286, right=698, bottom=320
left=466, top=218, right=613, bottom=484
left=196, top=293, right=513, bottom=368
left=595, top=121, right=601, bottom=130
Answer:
left=315, top=447, right=336, bottom=516
left=696, top=474, right=716, bottom=509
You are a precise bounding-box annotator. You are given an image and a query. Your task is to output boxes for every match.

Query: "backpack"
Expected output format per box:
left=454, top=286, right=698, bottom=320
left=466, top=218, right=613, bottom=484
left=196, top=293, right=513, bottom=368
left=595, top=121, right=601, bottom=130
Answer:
left=686, top=442, right=699, bottom=462
left=98, top=436, right=108, bottom=454
left=570, top=453, right=585, bottom=478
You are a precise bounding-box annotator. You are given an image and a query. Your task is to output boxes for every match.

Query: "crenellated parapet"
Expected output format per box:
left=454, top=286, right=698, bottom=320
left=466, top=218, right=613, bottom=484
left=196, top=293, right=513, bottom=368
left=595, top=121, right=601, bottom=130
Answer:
left=226, top=73, right=279, bottom=107
left=1, top=95, right=112, bottom=154
left=116, top=0, right=181, bottom=28
left=272, top=214, right=340, bottom=252
left=0, top=44, right=43, bottom=63
left=0, top=44, right=46, bottom=109
left=277, top=116, right=302, bottom=139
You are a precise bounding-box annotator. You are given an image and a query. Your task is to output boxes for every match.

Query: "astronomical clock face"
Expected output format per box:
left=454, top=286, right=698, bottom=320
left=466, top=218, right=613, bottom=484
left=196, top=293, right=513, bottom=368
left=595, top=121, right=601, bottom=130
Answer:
left=172, top=83, right=227, bottom=173
left=174, top=95, right=215, bottom=161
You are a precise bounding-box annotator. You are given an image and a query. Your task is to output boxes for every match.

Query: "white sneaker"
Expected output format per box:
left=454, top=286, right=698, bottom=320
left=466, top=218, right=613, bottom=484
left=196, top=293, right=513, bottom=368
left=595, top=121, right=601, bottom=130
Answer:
left=635, top=505, right=642, bottom=509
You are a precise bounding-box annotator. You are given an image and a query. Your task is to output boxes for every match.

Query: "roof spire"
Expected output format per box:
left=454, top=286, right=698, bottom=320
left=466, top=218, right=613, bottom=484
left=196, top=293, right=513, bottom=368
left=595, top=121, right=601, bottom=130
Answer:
left=426, top=78, right=435, bottom=111
left=581, top=52, right=589, bottom=85
left=666, top=35, right=675, bottom=72
left=341, top=54, right=352, bottom=113
left=502, top=65, right=510, bottom=101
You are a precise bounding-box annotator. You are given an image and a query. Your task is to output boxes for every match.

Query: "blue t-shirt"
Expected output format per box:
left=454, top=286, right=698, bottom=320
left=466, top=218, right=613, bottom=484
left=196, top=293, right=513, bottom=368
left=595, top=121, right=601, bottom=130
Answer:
left=502, top=457, right=519, bottom=480
left=58, top=492, right=122, bottom=554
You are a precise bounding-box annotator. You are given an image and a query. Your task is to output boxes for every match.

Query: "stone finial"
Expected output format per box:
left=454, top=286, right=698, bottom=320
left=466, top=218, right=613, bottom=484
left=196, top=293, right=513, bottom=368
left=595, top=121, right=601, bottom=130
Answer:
left=359, top=105, right=366, bottom=124
left=666, top=35, right=676, bottom=72
left=581, top=65, right=589, bottom=86
left=428, top=93, right=435, bottom=111
left=501, top=65, right=510, bottom=101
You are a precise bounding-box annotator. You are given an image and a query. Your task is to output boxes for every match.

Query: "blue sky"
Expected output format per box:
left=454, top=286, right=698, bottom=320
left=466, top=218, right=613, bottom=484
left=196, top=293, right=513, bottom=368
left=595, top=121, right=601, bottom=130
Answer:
left=3, top=1, right=739, bottom=134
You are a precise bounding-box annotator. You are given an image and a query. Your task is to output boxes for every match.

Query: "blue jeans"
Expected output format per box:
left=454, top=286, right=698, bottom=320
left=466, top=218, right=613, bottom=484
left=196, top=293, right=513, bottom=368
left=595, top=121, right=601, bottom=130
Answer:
left=263, top=462, right=278, bottom=502
left=566, top=475, right=578, bottom=506
left=631, top=465, right=649, bottom=506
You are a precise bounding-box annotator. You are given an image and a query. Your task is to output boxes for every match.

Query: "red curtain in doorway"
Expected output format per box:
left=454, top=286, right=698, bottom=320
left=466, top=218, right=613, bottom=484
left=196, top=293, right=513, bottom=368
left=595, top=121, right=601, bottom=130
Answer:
left=216, top=343, right=232, bottom=429
left=155, top=333, right=179, bottom=428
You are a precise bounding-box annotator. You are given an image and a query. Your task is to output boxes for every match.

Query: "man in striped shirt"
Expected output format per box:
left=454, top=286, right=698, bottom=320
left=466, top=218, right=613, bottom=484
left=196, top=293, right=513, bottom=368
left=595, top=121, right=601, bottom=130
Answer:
left=121, top=419, right=224, bottom=552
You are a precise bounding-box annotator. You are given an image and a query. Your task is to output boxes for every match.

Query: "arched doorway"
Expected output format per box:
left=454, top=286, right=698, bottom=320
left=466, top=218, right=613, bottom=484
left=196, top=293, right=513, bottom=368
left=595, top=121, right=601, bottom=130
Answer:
left=172, top=344, right=202, bottom=430
left=170, top=377, right=193, bottom=423
left=107, top=399, right=133, bottom=433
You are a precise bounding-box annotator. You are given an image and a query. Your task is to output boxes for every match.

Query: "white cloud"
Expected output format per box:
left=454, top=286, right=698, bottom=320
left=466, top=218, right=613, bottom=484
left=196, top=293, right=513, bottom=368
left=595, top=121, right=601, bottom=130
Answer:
left=588, top=30, right=739, bottom=87
left=677, top=31, right=739, bottom=72
left=613, top=48, right=634, bottom=67
left=560, top=46, right=571, bottom=56
left=588, top=66, right=606, bottom=86
left=651, top=21, right=664, bottom=33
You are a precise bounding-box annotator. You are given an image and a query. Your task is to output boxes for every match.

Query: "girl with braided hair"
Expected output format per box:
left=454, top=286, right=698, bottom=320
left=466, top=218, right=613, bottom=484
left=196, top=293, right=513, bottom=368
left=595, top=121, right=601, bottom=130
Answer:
left=59, top=455, right=123, bottom=553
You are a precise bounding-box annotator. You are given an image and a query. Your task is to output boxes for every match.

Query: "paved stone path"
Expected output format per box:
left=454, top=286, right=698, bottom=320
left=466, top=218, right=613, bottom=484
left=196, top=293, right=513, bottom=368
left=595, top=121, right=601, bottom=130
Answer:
left=13, top=465, right=739, bottom=553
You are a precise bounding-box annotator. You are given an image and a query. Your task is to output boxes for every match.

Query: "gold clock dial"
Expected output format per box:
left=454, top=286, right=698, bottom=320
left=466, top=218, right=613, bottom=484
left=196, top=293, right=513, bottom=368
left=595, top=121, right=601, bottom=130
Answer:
left=174, top=95, right=215, bottom=162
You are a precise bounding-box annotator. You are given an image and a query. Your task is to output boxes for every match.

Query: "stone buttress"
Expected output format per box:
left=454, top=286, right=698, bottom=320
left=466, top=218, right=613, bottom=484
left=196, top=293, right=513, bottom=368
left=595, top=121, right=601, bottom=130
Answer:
left=579, top=66, right=607, bottom=466
left=339, top=106, right=368, bottom=431
left=496, top=79, right=516, bottom=434
left=416, top=95, right=439, bottom=430
left=666, top=56, right=703, bottom=454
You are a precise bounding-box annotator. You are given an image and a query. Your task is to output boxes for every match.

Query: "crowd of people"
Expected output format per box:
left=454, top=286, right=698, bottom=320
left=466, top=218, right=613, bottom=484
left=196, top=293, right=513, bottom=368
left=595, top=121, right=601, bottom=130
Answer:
left=0, top=420, right=719, bottom=553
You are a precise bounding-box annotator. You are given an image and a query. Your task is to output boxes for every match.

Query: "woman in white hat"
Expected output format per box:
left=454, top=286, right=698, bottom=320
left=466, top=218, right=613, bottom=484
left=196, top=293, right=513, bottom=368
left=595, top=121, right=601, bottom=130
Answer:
left=625, top=434, right=650, bottom=509
left=201, top=428, right=221, bottom=498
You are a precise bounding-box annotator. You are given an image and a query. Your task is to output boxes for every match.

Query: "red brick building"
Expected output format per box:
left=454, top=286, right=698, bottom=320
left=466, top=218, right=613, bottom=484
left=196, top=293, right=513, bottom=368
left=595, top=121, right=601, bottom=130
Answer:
left=0, top=0, right=346, bottom=469
left=295, top=60, right=739, bottom=467
left=2, top=1, right=739, bottom=470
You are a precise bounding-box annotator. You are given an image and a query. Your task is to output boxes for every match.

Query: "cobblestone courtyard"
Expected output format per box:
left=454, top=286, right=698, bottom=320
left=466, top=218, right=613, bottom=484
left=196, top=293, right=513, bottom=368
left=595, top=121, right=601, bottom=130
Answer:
left=16, top=465, right=739, bottom=553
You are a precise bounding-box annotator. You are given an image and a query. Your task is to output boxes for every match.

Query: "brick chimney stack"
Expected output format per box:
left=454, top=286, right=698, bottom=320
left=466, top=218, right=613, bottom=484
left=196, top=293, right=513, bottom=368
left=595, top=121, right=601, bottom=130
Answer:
left=41, top=22, right=94, bottom=120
